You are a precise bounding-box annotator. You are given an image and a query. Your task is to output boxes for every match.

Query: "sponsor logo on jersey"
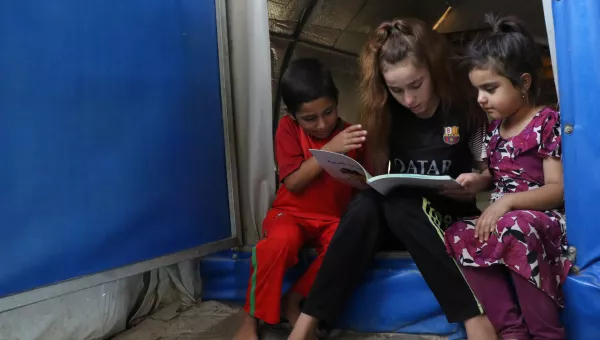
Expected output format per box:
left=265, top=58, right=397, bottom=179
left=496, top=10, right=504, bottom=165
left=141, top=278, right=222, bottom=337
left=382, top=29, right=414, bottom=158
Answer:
left=443, top=126, right=460, bottom=145
left=393, top=159, right=452, bottom=175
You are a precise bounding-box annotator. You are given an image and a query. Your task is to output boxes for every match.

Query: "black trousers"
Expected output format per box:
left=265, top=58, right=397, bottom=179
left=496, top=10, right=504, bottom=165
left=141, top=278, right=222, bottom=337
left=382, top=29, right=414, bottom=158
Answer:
left=301, top=188, right=483, bottom=325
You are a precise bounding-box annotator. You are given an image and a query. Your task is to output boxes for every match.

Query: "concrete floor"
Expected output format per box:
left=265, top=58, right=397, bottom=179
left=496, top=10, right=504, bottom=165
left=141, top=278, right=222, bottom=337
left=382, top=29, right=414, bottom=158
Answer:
left=112, top=301, right=446, bottom=340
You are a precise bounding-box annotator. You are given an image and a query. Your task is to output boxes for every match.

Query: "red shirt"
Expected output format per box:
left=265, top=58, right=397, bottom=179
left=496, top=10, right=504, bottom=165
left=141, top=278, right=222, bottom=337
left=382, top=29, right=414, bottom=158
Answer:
left=271, top=115, right=363, bottom=221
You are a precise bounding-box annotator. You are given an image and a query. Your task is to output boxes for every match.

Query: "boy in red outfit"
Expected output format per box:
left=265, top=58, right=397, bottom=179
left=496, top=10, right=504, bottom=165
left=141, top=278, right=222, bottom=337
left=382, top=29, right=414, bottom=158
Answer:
left=233, top=58, right=367, bottom=340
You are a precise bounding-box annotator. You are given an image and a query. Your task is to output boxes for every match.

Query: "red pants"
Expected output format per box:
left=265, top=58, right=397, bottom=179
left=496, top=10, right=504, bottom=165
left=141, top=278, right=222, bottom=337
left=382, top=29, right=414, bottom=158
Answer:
left=243, top=209, right=338, bottom=324
left=463, top=266, right=565, bottom=340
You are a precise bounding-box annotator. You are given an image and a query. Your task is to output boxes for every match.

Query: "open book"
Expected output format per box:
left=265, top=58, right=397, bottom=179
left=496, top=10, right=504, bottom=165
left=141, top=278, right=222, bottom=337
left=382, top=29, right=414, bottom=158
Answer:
left=310, top=149, right=462, bottom=195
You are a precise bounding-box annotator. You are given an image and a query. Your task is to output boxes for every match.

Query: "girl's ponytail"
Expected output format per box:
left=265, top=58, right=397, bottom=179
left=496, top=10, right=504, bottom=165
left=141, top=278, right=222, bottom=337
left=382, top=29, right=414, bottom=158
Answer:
left=485, top=13, right=537, bottom=43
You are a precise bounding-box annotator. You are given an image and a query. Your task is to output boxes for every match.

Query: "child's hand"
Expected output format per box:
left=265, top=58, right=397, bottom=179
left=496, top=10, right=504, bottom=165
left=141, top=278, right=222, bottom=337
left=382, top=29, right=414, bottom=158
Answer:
left=440, top=173, right=487, bottom=200
left=475, top=198, right=512, bottom=243
left=456, top=173, right=490, bottom=193
left=322, top=124, right=367, bottom=154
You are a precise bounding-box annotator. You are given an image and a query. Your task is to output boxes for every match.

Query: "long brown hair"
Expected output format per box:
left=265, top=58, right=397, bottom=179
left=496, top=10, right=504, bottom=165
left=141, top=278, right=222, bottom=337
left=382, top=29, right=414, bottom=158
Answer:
left=359, top=18, right=485, bottom=174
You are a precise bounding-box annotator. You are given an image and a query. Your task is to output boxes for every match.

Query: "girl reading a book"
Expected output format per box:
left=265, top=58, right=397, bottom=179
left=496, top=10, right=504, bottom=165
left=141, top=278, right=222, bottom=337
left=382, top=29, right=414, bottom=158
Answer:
left=444, top=15, right=570, bottom=339
left=289, top=18, right=497, bottom=340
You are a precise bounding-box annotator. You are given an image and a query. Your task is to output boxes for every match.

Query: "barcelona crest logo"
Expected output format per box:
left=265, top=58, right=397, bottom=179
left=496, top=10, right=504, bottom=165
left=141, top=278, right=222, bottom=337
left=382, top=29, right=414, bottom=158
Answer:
left=443, top=126, right=460, bottom=145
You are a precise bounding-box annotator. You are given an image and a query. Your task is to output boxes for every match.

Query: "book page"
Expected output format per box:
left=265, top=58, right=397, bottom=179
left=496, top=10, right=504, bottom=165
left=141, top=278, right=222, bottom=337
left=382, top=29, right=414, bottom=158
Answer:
left=367, top=173, right=461, bottom=195
left=310, top=149, right=370, bottom=190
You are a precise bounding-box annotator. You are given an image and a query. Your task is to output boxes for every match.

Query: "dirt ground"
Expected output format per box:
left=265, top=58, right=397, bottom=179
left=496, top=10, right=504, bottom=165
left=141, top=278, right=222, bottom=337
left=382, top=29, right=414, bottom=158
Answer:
left=111, top=301, right=447, bottom=340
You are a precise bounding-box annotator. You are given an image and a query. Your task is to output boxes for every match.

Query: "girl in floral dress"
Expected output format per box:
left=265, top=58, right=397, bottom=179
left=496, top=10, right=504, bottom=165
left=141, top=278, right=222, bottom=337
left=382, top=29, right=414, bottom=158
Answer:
left=443, top=15, right=571, bottom=340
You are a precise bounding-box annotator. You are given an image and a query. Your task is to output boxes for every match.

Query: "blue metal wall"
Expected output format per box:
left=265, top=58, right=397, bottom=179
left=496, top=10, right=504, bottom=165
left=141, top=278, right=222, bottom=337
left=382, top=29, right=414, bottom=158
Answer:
left=553, top=1, right=600, bottom=339
left=0, top=0, right=232, bottom=297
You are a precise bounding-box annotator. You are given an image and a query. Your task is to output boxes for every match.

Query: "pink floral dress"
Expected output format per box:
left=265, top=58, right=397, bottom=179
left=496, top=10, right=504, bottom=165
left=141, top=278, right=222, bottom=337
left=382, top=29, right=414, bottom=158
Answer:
left=444, top=107, right=572, bottom=306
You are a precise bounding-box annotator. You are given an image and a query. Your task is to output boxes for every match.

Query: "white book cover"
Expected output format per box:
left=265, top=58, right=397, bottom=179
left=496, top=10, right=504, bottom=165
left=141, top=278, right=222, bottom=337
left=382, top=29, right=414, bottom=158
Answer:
left=310, top=149, right=462, bottom=195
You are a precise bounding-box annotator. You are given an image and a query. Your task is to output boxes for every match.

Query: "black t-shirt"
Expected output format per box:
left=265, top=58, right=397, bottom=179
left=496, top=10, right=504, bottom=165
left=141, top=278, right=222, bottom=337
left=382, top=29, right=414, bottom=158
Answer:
left=388, top=102, right=481, bottom=216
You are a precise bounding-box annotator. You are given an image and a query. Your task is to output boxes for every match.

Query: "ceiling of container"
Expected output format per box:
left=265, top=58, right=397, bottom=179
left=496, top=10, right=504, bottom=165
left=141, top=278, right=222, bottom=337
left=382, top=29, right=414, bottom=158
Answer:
left=267, top=0, right=551, bottom=123
left=268, top=0, right=548, bottom=56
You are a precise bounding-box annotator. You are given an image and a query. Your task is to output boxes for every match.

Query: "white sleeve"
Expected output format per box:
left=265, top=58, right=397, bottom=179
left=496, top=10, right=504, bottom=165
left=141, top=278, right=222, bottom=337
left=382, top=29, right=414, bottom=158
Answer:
left=469, top=124, right=487, bottom=162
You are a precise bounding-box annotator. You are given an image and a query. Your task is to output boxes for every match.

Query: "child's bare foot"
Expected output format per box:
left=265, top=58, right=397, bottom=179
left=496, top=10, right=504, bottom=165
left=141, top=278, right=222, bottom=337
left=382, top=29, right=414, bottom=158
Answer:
left=233, top=314, right=259, bottom=340
left=281, top=291, right=303, bottom=326
left=288, top=313, right=319, bottom=340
